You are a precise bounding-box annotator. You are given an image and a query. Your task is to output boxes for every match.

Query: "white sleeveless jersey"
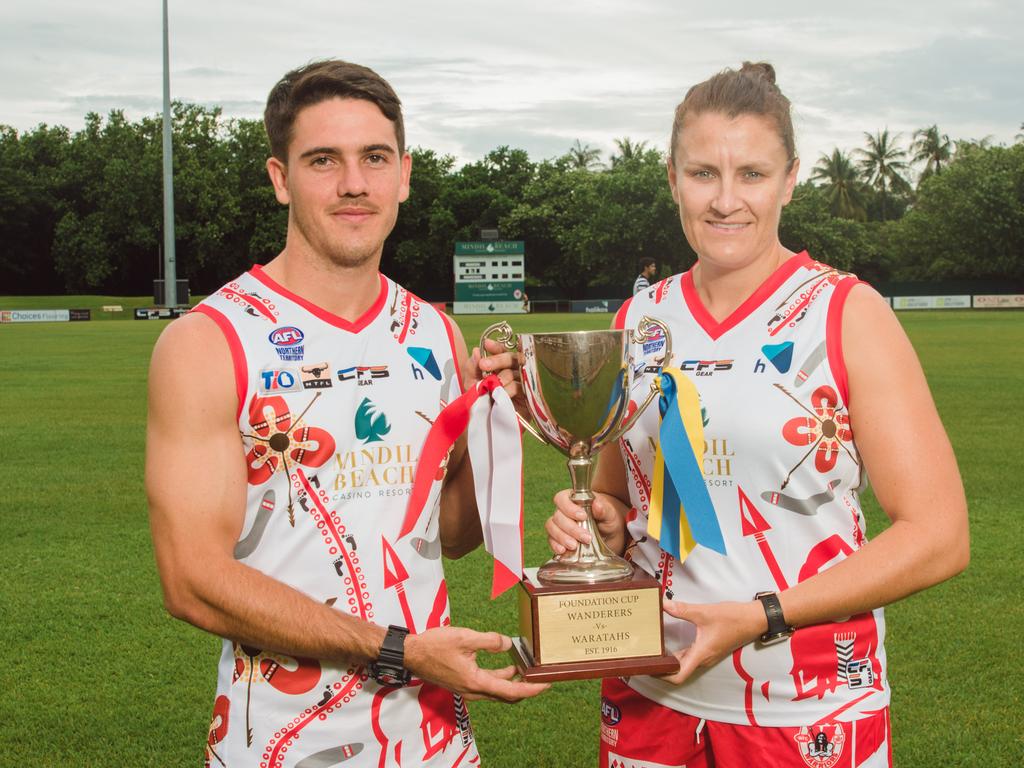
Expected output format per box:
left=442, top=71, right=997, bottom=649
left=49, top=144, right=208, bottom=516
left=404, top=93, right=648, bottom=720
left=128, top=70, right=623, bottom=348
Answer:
left=193, top=266, right=479, bottom=768
left=614, top=252, right=889, bottom=727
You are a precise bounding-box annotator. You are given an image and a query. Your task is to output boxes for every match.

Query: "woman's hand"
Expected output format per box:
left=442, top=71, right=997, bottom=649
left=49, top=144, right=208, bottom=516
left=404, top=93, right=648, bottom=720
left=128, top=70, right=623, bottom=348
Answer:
left=545, top=490, right=630, bottom=557
left=657, top=599, right=767, bottom=685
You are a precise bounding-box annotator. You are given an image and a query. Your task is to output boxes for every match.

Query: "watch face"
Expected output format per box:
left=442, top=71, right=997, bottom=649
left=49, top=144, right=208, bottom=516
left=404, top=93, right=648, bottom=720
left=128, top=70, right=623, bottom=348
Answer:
left=370, top=662, right=411, bottom=687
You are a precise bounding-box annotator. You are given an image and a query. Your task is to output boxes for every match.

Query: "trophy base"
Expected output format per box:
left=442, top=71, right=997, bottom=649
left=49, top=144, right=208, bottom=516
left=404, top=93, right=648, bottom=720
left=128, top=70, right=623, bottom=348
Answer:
left=512, top=569, right=679, bottom=683
left=510, top=637, right=679, bottom=683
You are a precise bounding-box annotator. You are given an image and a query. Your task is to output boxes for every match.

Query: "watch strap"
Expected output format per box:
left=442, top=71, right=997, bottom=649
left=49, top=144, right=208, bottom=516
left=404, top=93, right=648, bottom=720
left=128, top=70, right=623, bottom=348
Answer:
left=369, top=625, right=411, bottom=686
left=755, top=591, right=793, bottom=644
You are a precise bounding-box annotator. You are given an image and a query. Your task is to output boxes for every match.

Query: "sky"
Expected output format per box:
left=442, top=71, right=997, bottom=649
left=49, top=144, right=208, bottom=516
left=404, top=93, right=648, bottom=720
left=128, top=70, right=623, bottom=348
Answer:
left=2, top=0, right=1022, bottom=180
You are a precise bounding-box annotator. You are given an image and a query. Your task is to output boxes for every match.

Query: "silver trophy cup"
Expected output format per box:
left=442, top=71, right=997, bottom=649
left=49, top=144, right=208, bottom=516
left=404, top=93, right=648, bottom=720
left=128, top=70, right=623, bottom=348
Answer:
left=481, top=317, right=671, bottom=585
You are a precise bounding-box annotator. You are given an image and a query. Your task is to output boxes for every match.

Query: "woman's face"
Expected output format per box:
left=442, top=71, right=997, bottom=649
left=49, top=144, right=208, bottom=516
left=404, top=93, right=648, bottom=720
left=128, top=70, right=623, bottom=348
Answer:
left=668, top=111, right=799, bottom=272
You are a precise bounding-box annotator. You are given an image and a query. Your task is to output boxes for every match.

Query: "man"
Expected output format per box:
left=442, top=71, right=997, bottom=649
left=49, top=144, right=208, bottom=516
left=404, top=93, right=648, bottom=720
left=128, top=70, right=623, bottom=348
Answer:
left=146, top=59, right=545, bottom=768
left=633, top=257, right=657, bottom=295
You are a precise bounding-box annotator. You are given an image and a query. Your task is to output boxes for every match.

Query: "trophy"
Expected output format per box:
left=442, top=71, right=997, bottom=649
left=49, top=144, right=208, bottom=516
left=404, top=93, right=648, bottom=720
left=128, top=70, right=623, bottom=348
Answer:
left=480, top=318, right=679, bottom=682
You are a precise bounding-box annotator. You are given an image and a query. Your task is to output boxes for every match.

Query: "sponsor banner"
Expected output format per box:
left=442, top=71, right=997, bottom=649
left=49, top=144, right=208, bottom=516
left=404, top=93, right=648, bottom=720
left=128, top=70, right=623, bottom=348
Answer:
left=973, top=294, right=1024, bottom=309
left=70, top=309, right=91, bottom=321
left=571, top=299, right=624, bottom=314
left=455, top=240, right=525, bottom=256
left=134, top=307, right=188, bottom=320
left=1, top=309, right=71, bottom=323
left=891, top=295, right=970, bottom=310
left=452, top=300, right=527, bottom=315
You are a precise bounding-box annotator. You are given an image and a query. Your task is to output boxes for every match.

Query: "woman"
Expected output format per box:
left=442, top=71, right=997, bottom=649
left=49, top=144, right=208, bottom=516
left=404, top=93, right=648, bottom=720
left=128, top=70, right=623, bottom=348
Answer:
left=542, top=62, right=968, bottom=767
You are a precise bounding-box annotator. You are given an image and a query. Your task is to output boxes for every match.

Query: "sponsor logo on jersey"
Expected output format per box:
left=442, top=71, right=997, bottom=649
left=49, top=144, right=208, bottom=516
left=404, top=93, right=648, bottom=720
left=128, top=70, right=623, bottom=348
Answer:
left=268, top=326, right=305, bottom=361
left=338, top=365, right=390, bottom=385
left=680, top=359, right=733, bottom=375
left=257, top=367, right=302, bottom=394
left=354, top=397, right=391, bottom=443
left=407, top=346, right=442, bottom=380
left=845, top=658, right=875, bottom=689
left=300, top=362, right=333, bottom=389
left=758, top=341, right=795, bottom=374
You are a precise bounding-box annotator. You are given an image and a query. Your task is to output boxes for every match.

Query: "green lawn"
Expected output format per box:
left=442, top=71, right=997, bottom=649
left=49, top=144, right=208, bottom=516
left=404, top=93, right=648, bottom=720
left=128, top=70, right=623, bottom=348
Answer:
left=0, top=309, right=1021, bottom=766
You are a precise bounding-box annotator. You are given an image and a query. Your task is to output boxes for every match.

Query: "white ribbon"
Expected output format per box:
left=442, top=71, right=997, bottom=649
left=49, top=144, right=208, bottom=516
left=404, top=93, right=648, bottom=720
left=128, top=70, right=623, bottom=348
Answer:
left=466, top=384, right=524, bottom=594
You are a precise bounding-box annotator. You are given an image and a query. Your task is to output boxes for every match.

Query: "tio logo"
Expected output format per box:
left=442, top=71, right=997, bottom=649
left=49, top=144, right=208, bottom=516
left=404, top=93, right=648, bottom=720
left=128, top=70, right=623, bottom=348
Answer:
left=259, top=368, right=301, bottom=393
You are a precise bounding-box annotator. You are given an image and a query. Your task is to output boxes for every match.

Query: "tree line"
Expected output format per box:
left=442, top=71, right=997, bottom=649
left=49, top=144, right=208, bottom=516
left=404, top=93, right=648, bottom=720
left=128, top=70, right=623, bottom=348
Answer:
left=1, top=105, right=1022, bottom=300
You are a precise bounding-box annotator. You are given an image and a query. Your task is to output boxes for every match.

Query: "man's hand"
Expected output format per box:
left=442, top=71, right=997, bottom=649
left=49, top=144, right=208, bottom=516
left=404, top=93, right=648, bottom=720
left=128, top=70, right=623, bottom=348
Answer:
left=467, top=338, right=528, bottom=418
left=657, top=599, right=767, bottom=685
left=545, top=490, right=629, bottom=557
left=404, top=626, right=549, bottom=702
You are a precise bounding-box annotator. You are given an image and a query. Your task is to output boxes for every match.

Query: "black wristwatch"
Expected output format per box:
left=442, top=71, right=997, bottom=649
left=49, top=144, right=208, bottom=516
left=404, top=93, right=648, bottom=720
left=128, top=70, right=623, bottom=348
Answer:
left=368, top=625, right=411, bottom=687
left=755, top=591, right=794, bottom=645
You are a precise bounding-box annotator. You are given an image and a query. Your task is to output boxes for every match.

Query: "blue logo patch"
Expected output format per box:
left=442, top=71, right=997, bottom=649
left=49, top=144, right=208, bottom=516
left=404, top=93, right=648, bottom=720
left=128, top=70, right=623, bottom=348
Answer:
left=258, top=367, right=302, bottom=394
left=762, top=342, right=794, bottom=373
left=269, top=326, right=305, bottom=361
left=407, top=347, right=442, bottom=380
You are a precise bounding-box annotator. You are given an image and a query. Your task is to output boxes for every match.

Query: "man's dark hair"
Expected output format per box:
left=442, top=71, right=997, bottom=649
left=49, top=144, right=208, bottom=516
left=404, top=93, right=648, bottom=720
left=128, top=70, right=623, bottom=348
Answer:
left=264, top=59, right=405, bottom=161
left=638, top=256, right=656, bottom=272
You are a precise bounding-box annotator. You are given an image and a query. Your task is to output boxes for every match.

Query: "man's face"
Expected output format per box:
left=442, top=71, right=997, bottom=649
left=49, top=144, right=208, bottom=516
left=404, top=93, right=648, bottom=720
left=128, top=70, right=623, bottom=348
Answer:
left=644, top=262, right=657, bottom=278
left=667, top=111, right=798, bottom=273
left=267, top=97, right=411, bottom=269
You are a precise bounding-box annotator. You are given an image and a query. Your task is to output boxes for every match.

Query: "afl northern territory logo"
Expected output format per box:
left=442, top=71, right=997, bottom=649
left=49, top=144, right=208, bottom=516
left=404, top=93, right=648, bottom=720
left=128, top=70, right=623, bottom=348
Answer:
left=269, top=326, right=305, bottom=362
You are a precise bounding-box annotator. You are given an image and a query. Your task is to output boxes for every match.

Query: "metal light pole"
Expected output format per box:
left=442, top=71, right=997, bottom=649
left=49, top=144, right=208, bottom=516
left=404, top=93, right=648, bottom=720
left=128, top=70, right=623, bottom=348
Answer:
left=161, top=0, right=177, bottom=307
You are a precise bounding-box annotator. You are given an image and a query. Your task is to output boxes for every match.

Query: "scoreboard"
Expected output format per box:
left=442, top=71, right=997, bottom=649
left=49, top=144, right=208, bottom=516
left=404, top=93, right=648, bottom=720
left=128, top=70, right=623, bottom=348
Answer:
left=452, top=240, right=526, bottom=314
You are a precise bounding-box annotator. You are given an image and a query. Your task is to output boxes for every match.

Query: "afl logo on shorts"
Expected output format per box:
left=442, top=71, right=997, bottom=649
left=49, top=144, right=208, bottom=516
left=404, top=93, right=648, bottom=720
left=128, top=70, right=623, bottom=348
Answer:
left=600, top=698, right=621, bottom=725
left=269, top=326, right=305, bottom=361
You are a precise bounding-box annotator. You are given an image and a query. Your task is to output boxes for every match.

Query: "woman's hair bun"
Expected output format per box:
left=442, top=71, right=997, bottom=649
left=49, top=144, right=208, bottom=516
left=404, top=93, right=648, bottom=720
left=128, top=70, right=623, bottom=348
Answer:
left=740, top=61, right=777, bottom=86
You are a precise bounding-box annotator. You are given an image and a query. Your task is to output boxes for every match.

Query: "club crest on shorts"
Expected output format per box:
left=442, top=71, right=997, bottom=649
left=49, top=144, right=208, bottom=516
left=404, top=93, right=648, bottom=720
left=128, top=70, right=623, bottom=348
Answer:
left=794, top=722, right=846, bottom=768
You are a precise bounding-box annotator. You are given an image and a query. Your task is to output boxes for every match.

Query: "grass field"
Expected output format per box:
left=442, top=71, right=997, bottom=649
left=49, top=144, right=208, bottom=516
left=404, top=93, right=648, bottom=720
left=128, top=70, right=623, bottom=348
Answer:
left=1, top=307, right=1021, bottom=766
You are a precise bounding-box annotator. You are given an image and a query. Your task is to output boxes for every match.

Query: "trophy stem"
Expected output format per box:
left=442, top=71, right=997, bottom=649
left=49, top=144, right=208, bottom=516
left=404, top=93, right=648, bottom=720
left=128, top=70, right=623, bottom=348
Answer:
left=537, top=451, right=635, bottom=584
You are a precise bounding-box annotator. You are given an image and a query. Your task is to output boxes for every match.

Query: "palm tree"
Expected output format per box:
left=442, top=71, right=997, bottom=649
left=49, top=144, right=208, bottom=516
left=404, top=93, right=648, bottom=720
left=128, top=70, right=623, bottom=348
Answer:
left=1015, top=122, right=1023, bottom=143
left=911, top=124, right=951, bottom=180
left=811, top=149, right=868, bottom=220
left=856, top=129, right=910, bottom=221
left=610, top=137, right=649, bottom=167
left=566, top=139, right=602, bottom=170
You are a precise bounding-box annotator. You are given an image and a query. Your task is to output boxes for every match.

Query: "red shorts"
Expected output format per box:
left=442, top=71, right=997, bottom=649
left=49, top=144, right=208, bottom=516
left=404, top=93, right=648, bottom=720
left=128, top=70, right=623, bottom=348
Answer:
left=599, top=678, right=891, bottom=768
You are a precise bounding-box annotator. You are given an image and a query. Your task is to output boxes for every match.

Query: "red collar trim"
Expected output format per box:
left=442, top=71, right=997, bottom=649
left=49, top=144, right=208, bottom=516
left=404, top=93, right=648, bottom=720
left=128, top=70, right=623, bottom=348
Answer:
left=249, top=265, right=389, bottom=332
left=681, top=251, right=810, bottom=340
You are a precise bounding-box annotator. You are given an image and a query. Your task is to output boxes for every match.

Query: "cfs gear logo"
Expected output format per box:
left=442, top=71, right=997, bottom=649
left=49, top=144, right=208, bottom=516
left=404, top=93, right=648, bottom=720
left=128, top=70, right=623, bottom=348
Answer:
left=268, top=326, right=305, bottom=361
left=355, top=398, right=391, bottom=443
left=681, top=359, right=733, bottom=376
left=794, top=723, right=846, bottom=768
left=407, top=347, right=442, bottom=380
left=300, top=362, right=333, bottom=389
left=258, top=367, right=302, bottom=394
left=338, top=365, right=390, bottom=386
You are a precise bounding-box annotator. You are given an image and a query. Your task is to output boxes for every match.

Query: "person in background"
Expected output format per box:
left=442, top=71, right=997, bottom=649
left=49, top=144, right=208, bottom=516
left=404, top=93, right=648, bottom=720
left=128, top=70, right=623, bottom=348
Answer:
left=544, top=62, right=968, bottom=767
left=633, top=256, right=658, bottom=294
